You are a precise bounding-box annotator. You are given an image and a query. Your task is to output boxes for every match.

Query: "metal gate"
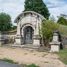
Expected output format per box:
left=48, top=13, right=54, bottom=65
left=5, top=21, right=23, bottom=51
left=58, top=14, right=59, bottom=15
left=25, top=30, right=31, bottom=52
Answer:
left=24, top=26, right=34, bottom=44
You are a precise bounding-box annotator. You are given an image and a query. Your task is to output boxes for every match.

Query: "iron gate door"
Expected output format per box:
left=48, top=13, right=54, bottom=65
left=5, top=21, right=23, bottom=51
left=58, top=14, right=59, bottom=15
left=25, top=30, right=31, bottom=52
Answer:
left=24, top=26, right=34, bottom=44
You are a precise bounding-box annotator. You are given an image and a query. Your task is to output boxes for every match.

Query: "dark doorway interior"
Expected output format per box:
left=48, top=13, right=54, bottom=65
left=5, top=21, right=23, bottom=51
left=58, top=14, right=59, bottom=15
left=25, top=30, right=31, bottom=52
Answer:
left=24, top=26, right=34, bottom=44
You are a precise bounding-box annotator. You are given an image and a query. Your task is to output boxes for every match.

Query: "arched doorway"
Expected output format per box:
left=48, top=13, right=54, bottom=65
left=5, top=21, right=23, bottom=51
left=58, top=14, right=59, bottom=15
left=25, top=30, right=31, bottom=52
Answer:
left=24, top=26, right=34, bottom=44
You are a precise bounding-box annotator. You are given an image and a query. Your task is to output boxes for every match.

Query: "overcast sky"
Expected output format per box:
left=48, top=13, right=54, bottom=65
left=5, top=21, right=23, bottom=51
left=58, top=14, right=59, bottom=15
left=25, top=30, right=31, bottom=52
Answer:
left=0, top=0, right=67, bottom=25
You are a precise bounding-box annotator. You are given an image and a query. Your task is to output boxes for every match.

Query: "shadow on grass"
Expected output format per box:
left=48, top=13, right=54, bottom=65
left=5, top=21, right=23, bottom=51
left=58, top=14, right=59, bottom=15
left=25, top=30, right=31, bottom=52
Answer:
left=0, top=58, right=18, bottom=64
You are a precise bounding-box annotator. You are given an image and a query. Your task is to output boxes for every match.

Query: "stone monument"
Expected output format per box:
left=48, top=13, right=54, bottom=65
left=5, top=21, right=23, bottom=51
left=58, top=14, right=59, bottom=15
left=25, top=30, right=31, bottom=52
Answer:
left=14, top=11, right=45, bottom=47
left=49, top=31, right=61, bottom=52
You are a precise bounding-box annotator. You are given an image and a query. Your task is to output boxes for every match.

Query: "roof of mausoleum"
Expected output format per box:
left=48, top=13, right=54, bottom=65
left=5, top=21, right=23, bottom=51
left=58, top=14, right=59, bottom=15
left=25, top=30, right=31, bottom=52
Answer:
left=14, top=11, right=46, bottom=23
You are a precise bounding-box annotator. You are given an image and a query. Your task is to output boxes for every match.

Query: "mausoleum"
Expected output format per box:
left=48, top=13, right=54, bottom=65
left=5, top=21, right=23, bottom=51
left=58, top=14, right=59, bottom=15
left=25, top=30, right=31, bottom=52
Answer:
left=14, top=11, right=45, bottom=47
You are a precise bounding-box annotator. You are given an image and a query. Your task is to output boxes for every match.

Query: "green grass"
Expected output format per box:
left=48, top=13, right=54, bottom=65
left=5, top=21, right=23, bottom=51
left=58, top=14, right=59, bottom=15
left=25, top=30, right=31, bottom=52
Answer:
left=17, top=63, right=39, bottom=67
left=57, top=49, right=67, bottom=64
left=0, top=58, right=18, bottom=64
left=26, top=64, right=39, bottom=67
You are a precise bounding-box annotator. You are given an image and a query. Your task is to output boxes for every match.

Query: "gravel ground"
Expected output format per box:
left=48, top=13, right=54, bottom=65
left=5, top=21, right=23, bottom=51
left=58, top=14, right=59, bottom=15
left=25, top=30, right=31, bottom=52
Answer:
left=0, top=47, right=66, bottom=67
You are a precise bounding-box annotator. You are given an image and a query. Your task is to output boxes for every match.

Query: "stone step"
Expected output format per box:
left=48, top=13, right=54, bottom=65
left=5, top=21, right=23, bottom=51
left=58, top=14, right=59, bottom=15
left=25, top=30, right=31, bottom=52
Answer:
left=12, top=44, right=40, bottom=49
left=12, top=45, right=50, bottom=51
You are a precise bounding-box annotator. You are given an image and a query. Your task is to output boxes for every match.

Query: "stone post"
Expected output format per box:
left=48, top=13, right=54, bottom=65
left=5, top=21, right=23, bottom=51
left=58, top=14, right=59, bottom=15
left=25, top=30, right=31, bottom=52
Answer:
left=49, top=31, right=61, bottom=52
left=14, top=22, right=22, bottom=45
left=33, top=17, right=41, bottom=47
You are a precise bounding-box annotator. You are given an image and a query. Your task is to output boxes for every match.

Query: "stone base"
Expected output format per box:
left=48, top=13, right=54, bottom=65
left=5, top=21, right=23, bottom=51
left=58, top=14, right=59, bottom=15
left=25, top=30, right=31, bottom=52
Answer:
left=33, top=39, right=40, bottom=46
left=33, top=35, right=41, bottom=46
left=14, top=35, right=22, bottom=45
left=50, top=45, right=59, bottom=52
left=15, top=38, right=21, bottom=45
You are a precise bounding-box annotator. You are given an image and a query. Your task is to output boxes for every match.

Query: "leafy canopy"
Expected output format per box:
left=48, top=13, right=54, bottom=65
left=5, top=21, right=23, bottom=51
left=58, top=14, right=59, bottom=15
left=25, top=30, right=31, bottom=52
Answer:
left=0, top=13, right=12, bottom=31
left=57, top=16, right=67, bottom=25
left=24, top=0, right=50, bottom=19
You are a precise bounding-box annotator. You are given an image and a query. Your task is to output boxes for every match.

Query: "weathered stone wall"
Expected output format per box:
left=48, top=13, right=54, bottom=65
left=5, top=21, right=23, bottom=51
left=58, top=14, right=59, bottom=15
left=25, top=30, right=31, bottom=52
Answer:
left=0, top=34, right=15, bottom=44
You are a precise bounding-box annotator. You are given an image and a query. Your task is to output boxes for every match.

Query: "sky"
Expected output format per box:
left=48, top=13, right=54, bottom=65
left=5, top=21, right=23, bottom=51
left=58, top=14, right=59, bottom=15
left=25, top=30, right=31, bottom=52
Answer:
left=0, top=0, right=67, bottom=25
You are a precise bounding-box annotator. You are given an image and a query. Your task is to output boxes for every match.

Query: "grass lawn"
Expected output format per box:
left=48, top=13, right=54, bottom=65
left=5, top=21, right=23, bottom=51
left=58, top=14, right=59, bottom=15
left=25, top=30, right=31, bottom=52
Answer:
left=24, top=64, right=39, bottom=67
left=58, top=49, right=67, bottom=64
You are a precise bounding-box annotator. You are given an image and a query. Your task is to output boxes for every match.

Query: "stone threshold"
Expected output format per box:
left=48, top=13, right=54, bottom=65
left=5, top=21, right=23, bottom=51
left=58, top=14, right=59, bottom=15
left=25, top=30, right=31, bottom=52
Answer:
left=12, top=44, right=40, bottom=49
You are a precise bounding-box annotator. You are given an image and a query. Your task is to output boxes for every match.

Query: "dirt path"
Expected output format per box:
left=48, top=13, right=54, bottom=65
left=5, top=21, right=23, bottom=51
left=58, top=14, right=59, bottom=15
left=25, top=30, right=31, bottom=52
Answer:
left=0, top=47, right=66, bottom=67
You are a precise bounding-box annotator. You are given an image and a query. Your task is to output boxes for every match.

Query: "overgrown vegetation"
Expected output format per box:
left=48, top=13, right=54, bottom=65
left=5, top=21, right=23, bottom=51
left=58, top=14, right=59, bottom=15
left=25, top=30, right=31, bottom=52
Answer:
left=57, top=49, right=67, bottom=64
left=40, top=20, right=59, bottom=45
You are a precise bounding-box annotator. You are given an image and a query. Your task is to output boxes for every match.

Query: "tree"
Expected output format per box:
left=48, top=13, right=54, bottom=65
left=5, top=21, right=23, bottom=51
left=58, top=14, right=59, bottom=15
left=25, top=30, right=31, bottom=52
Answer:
left=24, top=0, right=50, bottom=19
left=0, top=13, right=12, bottom=32
left=40, top=20, right=59, bottom=45
left=57, top=16, right=67, bottom=25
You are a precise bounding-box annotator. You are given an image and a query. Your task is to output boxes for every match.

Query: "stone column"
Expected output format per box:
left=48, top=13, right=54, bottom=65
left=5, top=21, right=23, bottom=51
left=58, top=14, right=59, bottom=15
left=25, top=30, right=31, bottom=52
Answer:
left=14, top=22, right=22, bottom=45
left=33, top=17, right=41, bottom=47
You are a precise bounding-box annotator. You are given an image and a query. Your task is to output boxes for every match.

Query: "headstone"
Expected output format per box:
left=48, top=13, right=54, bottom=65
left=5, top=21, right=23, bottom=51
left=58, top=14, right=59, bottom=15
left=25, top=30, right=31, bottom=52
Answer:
left=49, top=31, right=61, bottom=52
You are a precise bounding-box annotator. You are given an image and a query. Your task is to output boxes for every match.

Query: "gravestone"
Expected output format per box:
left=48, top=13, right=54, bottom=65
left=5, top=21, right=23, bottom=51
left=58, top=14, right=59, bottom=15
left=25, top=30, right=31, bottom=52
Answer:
left=49, top=31, right=61, bottom=52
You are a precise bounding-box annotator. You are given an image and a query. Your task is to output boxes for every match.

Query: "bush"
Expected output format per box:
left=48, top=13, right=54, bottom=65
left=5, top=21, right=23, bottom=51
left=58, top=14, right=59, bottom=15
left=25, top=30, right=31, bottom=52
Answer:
left=40, top=20, right=59, bottom=45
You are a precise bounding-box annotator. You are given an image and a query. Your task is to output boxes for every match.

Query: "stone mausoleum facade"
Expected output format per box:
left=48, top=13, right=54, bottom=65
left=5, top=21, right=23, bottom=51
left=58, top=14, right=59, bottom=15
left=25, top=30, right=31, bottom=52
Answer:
left=14, top=11, right=45, bottom=47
